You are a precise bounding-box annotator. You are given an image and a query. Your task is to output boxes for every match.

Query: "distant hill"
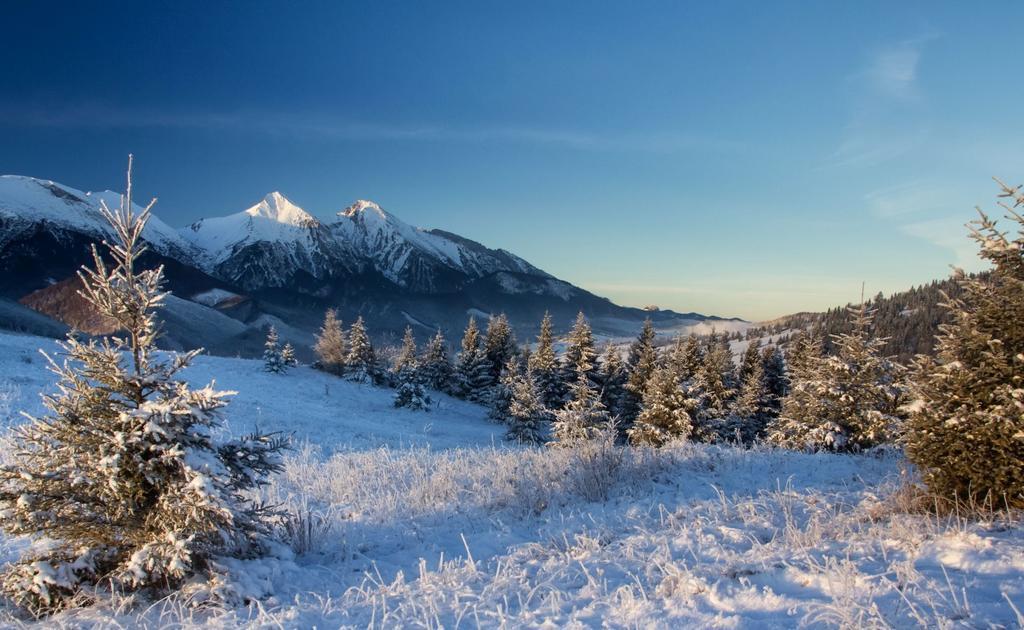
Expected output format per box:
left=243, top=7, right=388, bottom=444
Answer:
left=745, top=275, right=975, bottom=363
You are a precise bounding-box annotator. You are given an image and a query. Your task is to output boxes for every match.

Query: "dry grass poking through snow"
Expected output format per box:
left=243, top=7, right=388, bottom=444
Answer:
left=4, top=440, right=1024, bottom=628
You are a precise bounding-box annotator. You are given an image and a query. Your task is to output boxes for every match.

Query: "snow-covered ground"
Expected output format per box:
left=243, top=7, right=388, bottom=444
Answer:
left=0, top=331, right=502, bottom=452
left=0, top=331, right=1022, bottom=627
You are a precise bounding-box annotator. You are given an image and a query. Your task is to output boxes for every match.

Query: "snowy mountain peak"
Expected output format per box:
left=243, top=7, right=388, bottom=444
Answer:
left=246, top=191, right=319, bottom=227
left=0, top=174, right=553, bottom=295
left=338, top=199, right=394, bottom=223
left=0, top=175, right=197, bottom=260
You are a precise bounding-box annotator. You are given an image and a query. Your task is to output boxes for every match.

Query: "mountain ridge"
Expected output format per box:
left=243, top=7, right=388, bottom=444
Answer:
left=0, top=174, right=742, bottom=357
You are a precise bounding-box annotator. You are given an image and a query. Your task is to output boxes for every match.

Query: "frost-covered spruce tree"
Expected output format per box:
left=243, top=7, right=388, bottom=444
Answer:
left=313, top=308, right=346, bottom=376
left=814, top=304, right=905, bottom=450
left=622, top=319, right=658, bottom=423
left=453, top=317, right=493, bottom=403
left=345, top=316, right=380, bottom=384
left=596, top=343, right=627, bottom=417
left=392, top=326, right=418, bottom=380
left=506, top=367, right=548, bottom=445
left=689, top=333, right=736, bottom=442
left=760, top=343, right=787, bottom=415
left=736, top=340, right=762, bottom=387
left=667, top=334, right=703, bottom=385
left=723, top=349, right=771, bottom=444
left=562, top=311, right=598, bottom=386
left=0, top=159, right=286, bottom=616
left=768, top=306, right=903, bottom=452
left=418, top=329, right=453, bottom=392
left=263, top=326, right=287, bottom=373
left=527, top=311, right=562, bottom=408
left=551, top=373, right=610, bottom=446
left=393, top=365, right=432, bottom=411
left=489, top=356, right=522, bottom=421
left=766, top=331, right=825, bottom=447
left=906, top=179, right=1024, bottom=507
left=281, top=342, right=297, bottom=367
left=628, top=365, right=693, bottom=447
left=452, top=316, right=479, bottom=397
left=483, top=314, right=517, bottom=386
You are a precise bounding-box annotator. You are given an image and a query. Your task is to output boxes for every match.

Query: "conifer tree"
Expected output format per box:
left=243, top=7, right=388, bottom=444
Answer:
left=628, top=365, right=693, bottom=446
left=313, top=308, right=346, bottom=376
left=263, top=326, right=287, bottom=373
left=766, top=331, right=825, bottom=447
left=760, top=344, right=787, bottom=415
left=346, top=316, right=379, bottom=384
left=551, top=373, right=610, bottom=446
left=392, top=326, right=418, bottom=378
left=489, top=356, right=522, bottom=421
left=393, top=364, right=432, bottom=411
left=622, top=319, right=658, bottom=424
left=689, top=333, right=736, bottom=441
left=0, top=159, right=286, bottom=616
left=736, top=339, right=762, bottom=386
left=596, top=343, right=627, bottom=417
left=506, top=367, right=548, bottom=445
left=418, top=329, right=453, bottom=392
left=281, top=342, right=298, bottom=367
left=483, top=314, right=517, bottom=386
left=906, top=179, right=1024, bottom=507
left=667, top=334, right=703, bottom=385
left=527, top=311, right=562, bottom=408
left=453, top=317, right=493, bottom=403
left=768, top=306, right=904, bottom=452
left=724, top=351, right=771, bottom=444
left=562, top=311, right=598, bottom=386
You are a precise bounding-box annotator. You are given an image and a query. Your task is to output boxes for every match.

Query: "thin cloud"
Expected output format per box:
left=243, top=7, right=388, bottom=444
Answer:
left=864, top=179, right=956, bottom=218
left=863, top=41, right=926, bottom=101
left=901, top=216, right=983, bottom=271
left=819, top=33, right=939, bottom=170
left=0, top=103, right=745, bottom=155
left=824, top=130, right=925, bottom=169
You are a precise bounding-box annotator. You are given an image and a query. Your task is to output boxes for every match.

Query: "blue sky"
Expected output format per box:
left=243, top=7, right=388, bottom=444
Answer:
left=1, top=1, right=1021, bottom=320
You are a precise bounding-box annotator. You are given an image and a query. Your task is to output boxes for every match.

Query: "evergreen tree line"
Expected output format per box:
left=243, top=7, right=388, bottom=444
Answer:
left=744, top=275, right=974, bottom=364
left=312, top=177, right=1024, bottom=511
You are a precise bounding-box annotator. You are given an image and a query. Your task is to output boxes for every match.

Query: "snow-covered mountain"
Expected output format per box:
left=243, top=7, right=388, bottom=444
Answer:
left=0, top=174, right=737, bottom=353
left=0, top=175, right=199, bottom=263
left=181, top=192, right=548, bottom=293
left=181, top=192, right=355, bottom=290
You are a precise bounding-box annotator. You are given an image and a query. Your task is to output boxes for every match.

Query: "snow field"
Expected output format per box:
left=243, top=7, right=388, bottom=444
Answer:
left=0, top=331, right=1022, bottom=627
left=10, top=443, right=1022, bottom=628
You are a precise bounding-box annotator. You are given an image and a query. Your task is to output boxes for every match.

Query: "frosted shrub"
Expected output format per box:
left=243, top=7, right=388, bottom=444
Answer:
left=282, top=507, right=335, bottom=557
left=0, top=159, right=287, bottom=617
left=566, top=424, right=624, bottom=501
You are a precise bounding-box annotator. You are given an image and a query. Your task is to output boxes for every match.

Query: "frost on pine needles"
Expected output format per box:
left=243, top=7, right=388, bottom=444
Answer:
left=551, top=372, right=611, bottom=446
left=0, top=158, right=287, bottom=617
left=767, top=304, right=904, bottom=453
left=263, top=325, right=288, bottom=373
left=906, top=178, right=1024, bottom=508
left=393, top=373, right=432, bottom=411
